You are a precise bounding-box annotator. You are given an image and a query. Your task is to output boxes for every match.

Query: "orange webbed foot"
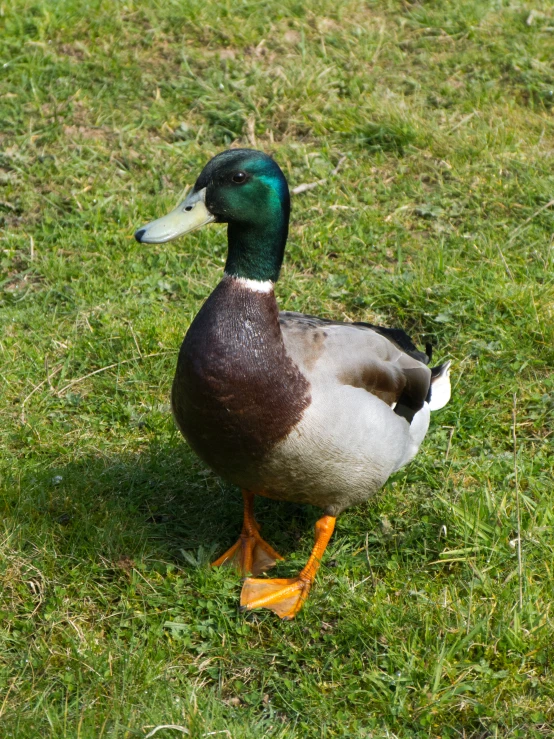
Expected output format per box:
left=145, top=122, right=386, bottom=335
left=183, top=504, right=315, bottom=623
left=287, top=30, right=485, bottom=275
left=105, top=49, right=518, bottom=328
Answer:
left=211, top=532, right=283, bottom=576
left=211, top=490, right=283, bottom=576
left=240, top=576, right=311, bottom=619
left=239, top=514, right=336, bottom=620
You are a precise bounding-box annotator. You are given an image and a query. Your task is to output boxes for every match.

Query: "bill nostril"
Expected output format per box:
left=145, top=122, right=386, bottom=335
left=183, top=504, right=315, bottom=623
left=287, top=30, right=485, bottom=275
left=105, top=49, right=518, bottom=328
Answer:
left=184, top=205, right=193, bottom=212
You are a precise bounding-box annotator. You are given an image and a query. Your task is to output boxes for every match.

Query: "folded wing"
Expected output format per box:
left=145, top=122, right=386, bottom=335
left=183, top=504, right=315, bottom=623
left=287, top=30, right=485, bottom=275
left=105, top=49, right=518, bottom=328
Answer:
left=279, top=312, right=433, bottom=423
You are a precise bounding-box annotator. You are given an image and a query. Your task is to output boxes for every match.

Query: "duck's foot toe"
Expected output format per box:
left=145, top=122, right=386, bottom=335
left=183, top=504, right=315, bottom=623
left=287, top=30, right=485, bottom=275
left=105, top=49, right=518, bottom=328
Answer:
left=211, top=534, right=283, bottom=577
left=240, top=576, right=311, bottom=619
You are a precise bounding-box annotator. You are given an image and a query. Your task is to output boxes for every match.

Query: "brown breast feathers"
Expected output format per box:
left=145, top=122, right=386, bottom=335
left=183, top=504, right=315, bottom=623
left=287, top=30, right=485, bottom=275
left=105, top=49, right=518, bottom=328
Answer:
left=171, top=277, right=311, bottom=483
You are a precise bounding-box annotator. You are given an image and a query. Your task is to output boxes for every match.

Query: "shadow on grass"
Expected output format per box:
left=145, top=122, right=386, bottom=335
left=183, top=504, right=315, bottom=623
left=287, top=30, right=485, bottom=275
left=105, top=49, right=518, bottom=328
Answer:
left=5, top=440, right=317, bottom=570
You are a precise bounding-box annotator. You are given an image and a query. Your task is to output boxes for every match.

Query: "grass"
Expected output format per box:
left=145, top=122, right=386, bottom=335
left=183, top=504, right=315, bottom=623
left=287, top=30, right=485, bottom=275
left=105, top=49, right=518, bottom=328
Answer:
left=1, top=0, right=554, bottom=736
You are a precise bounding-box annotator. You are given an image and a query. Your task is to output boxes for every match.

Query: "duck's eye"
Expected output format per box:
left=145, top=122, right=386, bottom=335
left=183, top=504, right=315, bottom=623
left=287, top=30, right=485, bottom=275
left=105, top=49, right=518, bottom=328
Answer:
left=232, top=171, right=247, bottom=184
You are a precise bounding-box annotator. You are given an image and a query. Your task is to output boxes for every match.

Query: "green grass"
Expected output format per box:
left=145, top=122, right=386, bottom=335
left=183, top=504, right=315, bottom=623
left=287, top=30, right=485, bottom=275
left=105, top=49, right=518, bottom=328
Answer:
left=1, top=0, right=554, bottom=736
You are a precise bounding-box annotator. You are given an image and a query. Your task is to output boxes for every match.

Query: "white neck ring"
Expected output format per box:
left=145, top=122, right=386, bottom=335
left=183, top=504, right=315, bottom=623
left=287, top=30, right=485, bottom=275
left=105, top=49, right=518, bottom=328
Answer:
left=225, top=273, right=274, bottom=293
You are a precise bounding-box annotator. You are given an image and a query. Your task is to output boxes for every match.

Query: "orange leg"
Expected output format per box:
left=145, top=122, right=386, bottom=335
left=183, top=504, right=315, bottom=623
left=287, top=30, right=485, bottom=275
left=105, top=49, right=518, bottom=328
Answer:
left=211, top=490, right=284, bottom=576
left=240, top=515, right=336, bottom=620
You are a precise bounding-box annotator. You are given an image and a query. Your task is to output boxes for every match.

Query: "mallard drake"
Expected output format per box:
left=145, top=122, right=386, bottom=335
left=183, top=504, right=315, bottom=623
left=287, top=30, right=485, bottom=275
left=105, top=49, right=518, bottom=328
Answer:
left=135, top=149, right=451, bottom=619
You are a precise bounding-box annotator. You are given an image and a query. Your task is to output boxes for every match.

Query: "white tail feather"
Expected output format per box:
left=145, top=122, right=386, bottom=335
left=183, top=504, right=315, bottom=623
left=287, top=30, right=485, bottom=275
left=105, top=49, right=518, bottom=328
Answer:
left=428, top=361, right=451, bottom=411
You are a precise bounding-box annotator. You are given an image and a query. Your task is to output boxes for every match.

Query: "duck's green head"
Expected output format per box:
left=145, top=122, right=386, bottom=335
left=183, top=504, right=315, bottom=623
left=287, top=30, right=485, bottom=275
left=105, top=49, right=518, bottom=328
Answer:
left=135, top=149, right=290, bottom=283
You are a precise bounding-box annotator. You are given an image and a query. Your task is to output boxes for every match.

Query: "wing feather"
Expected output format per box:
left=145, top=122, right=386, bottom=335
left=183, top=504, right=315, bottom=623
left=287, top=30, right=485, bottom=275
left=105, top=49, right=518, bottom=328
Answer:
left=279, top=312, right=432, bottom=423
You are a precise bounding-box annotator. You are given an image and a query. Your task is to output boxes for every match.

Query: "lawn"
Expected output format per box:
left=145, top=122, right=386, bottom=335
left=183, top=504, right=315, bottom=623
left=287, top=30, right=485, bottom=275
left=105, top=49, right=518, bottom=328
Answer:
left=1, top=0, right=554, bottom=736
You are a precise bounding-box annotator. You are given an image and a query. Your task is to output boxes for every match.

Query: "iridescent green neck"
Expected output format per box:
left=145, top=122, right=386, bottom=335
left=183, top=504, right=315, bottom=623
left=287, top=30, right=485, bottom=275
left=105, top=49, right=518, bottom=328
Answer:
left=225, top=216, right=288, bottom=283
left=221, top=165, right=290, bottom=283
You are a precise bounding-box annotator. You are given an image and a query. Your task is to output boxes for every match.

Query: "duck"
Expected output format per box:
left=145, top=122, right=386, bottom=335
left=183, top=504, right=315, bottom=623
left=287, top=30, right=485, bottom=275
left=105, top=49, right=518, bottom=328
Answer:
left=135, top=149, right=451, bottom=620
